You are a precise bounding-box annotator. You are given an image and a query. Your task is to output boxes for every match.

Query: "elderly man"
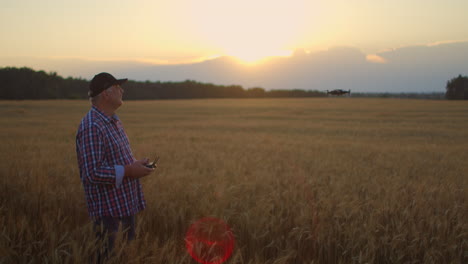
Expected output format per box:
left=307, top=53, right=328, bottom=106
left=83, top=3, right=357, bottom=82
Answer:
left=76, top=72, right=154, bottom=261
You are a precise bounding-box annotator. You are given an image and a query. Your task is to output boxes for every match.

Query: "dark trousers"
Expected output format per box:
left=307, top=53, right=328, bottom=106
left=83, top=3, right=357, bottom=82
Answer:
left=92, top=215, right=136, bottom=263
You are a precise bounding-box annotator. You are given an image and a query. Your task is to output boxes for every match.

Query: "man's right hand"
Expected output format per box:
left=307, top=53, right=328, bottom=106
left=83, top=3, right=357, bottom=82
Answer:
left=124, top=159, right=154, bottom=179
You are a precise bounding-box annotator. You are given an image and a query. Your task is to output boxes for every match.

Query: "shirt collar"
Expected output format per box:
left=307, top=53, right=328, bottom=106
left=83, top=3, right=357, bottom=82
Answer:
left=91, top=105, right=119, bottom=123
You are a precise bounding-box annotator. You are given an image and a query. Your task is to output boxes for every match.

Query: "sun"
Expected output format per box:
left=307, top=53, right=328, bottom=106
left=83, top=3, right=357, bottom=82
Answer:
left=188, top=0, right=308, bottom=64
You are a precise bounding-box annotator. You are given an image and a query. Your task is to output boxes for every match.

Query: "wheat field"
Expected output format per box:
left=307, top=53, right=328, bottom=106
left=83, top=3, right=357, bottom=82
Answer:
left=0, top=98, right=467, bottom=263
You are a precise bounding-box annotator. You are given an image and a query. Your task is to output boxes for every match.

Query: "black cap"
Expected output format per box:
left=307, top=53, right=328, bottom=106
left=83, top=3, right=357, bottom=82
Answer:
left=88, top=72, right=128, bottom=97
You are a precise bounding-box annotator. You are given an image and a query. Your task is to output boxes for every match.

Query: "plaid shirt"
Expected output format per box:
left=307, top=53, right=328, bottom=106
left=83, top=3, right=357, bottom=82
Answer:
left=76, top=105, right=146, bottom=220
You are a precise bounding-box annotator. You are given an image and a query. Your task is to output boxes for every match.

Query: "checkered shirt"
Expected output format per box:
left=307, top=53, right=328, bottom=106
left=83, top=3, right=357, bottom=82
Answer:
left=76, top=105, right=146, bottom=220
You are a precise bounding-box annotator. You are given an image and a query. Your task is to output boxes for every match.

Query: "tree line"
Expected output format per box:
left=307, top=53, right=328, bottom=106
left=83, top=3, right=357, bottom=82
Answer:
left=0, top=67, right=464, bottom=100
left=445, top=75, right=468, bottom=100
left=0, top=67, right=325, bottom=100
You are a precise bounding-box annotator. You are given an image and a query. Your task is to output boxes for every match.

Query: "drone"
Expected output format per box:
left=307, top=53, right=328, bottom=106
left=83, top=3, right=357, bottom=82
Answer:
left=326, top=89, right=351, bottom=96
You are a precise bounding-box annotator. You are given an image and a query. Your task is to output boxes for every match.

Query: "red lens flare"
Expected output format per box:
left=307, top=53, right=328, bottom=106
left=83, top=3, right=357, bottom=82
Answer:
left=185, top=217, right=235, bottom=264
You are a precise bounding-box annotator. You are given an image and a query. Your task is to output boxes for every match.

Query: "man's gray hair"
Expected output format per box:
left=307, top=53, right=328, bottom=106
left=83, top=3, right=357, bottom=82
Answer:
left=90, top=93, right=102, bottom=104
left=90, top=86, right=111, bottom=103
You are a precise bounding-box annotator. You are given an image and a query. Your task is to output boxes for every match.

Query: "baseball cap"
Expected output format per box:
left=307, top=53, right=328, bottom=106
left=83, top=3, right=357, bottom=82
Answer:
left=88, top=72, right=128, bottom=97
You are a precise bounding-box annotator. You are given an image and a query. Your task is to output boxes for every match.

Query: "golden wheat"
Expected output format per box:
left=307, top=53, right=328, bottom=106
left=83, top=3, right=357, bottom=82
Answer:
left=0, top=98, right=466, bottom=263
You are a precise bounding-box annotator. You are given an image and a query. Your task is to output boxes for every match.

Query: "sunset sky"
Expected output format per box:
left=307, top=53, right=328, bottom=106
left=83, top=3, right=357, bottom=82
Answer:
left=2, top=0, right=467, bottom=65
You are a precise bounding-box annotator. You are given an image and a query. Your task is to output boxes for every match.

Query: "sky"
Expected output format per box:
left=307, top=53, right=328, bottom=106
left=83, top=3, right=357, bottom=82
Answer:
left=1, top=0, right=468, bottom=91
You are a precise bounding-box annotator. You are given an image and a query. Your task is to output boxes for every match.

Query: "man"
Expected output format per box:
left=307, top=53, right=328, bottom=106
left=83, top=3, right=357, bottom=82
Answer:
left=76, top=72, right=154, bottom=261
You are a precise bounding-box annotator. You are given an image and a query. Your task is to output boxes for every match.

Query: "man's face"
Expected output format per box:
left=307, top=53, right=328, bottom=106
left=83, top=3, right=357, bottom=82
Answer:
left=104, top=84, right=124, bottom=108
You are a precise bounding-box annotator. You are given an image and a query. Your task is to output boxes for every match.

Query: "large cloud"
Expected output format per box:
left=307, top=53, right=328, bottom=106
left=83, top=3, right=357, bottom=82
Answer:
left=101, top=41, right=468, bottom=92
left=2, top=42, right=467, bottom=92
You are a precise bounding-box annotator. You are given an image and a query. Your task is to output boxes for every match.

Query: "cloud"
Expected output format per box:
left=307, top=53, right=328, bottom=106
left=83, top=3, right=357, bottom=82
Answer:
left=426, top=40, right=468, bottom=47
left=2, top=42, right=467, bottom=93
left=366, top=54, right=387, bottom=64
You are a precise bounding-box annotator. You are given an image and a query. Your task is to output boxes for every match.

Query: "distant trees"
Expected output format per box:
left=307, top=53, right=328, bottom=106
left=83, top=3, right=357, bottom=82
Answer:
left=246, top=87, right=265, bottom=98
left=0, top=67, right=88, bottom=99
left=352, top=92, right=445, bottom=99
left=445, top=75, right=468, bottom=100
left=0, top=67, right=326, bottom=100
left=0, top=67, right=456, bottom=100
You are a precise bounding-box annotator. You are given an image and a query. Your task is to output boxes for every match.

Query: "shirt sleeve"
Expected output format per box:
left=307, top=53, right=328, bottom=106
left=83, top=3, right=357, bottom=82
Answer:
left=115, top=165, right=125, bottom=188
left=76, top=124, right=118, bottom=185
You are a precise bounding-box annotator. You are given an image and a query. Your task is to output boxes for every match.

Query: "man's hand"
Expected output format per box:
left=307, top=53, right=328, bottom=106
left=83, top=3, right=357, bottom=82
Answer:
left=124, top=158, right=154, bottom=179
